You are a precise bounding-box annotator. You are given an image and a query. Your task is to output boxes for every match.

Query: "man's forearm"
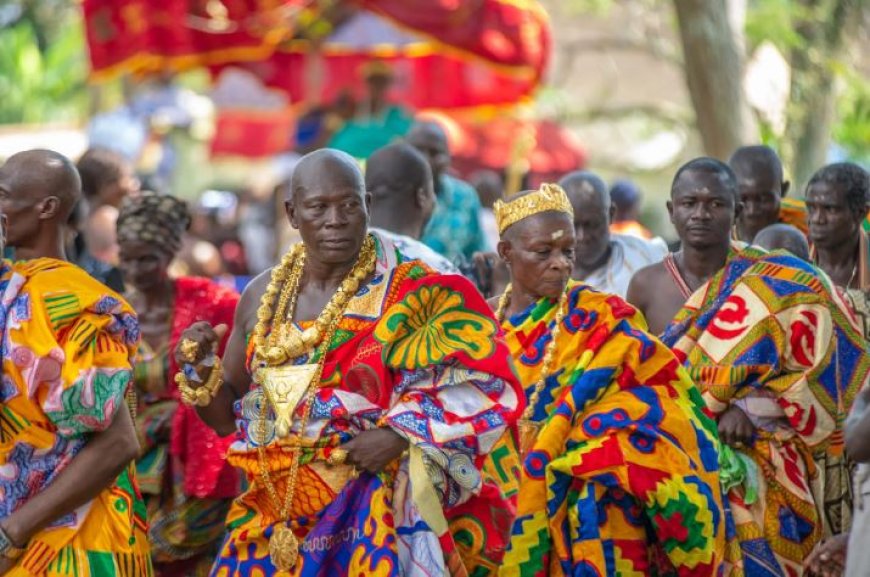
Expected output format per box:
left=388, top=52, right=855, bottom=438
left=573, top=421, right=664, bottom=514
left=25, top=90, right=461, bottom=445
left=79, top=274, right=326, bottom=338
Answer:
left=1, top=405, right=140, bottom=547
left=194, top=382, right=240, bottom=437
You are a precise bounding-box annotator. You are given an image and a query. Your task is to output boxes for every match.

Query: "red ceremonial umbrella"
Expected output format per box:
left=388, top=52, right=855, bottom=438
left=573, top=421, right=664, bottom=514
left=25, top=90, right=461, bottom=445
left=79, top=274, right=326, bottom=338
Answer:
left=83, top=0, right=551, bottom=109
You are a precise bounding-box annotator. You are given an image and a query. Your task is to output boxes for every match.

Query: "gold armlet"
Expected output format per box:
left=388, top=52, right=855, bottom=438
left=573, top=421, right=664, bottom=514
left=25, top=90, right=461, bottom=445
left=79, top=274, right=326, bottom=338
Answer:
left=177, top=357, right=224, bottom=407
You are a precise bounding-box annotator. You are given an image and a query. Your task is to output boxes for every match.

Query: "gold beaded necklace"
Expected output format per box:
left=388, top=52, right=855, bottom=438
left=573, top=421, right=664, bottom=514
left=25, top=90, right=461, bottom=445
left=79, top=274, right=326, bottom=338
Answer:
left=497, top=283, right=569, bottom=455
left=250, top=234, right=377, bottom=571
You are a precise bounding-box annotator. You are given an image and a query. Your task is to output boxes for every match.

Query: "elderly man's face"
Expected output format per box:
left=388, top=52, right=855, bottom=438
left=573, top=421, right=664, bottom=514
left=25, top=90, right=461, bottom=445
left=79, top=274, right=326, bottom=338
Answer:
left=565, top=185, right=611, bottom=269
left=407, top=127, right=450, bottom=181
left=288, top=180, right=370, bottom=266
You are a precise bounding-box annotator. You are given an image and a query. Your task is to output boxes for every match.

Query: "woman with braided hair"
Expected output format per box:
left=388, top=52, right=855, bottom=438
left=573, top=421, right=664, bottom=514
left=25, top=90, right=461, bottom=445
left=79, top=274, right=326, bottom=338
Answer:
left=117, top=191, right=240, bottom=576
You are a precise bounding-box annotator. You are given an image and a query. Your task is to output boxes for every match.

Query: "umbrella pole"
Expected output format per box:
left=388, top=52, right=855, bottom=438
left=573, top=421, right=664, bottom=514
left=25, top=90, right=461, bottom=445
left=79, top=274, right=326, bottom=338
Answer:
left=504, top=121, right=536, bottom=197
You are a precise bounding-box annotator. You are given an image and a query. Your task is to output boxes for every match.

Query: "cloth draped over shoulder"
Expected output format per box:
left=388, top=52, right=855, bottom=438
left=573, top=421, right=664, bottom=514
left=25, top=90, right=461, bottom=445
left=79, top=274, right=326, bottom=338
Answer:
left=211, top=232, right=522, bottom=577
left=661, top=246, right=870, bottom=577
left=498, top=280, right=726, bottom=577
left=0, top=258, right=150, bottom=577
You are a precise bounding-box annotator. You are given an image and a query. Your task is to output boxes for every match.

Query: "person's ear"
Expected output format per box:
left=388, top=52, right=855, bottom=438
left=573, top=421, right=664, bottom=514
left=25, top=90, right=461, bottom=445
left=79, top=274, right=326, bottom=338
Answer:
left=608, top=203, right=616, bottom=224
left=497, top=239, right=512, bottom=265
left=414, top=185, right=428, bottom=208
left=39, top=196, right=60, bottom=220
left=781, top=180, right=791, bottom=198
left=286, top=199, right=298, bottom=229
left=666, top=200, right=675, bottom=225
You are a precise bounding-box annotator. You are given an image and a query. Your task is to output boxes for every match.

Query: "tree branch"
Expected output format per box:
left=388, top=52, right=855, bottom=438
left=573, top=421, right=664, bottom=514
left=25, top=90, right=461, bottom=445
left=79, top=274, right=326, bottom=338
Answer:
left=560, top=36, right=683, bottom=66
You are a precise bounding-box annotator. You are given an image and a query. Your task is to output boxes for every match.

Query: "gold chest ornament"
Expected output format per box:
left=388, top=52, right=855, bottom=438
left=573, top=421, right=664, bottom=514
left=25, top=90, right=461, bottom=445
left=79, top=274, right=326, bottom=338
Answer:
left=250, top=236, right=377, bottom=571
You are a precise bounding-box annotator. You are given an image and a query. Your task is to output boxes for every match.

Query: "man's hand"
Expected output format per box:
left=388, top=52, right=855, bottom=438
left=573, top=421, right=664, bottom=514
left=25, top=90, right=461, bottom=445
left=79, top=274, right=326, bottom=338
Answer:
left=341, top=428, right=409, bottom=474
left=718, top=405, right=756, bottom=448
left=174, top=321, right=228, bottom=381
left=805, top=533, right=848, bottom=577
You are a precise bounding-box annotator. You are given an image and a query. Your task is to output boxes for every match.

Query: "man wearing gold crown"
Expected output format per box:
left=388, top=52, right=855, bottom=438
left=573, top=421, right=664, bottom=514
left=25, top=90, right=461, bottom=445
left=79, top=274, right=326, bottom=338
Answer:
left=489, top=184, right=726, bottom=576
left=173, top=149, right=522, bottom=577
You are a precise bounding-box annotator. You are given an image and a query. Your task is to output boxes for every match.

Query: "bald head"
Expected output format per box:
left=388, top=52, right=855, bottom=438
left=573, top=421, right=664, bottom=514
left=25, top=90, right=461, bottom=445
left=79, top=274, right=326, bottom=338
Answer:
left=366, top=143, right=432, bottom=197
left=559, top=171, right=610, bottom=209
left=2, top=149, right=81, bottom=218
left=729, top=145, right=785, bottom=188
left=407, top=121, right=450, bottom=182
left=366, top=143, right=435, bottom=238
left=290, top=148, right=365, bottom=204
left=0, top=149, right=84, bottom=258
left=753, top=223, right=810, bottom=261
left=407, top=121, right=448, bottom=146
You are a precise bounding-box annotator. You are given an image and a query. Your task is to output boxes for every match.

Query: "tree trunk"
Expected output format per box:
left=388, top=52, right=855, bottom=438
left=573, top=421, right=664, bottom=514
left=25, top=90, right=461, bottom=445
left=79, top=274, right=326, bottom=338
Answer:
left=783, top=0, right=857, bottom=194
left=672, top=0, right=756, bottom=159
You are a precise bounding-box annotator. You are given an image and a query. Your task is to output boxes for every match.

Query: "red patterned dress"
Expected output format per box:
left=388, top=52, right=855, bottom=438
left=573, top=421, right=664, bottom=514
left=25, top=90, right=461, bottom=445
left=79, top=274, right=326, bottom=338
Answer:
left=133, top=277, right=240, bottom=576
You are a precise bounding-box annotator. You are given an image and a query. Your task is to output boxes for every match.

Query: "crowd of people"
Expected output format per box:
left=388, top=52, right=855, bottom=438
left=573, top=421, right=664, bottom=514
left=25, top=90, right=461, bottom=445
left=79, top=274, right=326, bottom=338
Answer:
left=0, top=117, right=869, bottom=577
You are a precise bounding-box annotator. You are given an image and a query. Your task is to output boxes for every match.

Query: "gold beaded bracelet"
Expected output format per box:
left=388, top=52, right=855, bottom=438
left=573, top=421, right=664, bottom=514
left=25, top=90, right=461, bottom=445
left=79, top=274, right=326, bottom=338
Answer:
left=176, top=357, right=224, bottom=407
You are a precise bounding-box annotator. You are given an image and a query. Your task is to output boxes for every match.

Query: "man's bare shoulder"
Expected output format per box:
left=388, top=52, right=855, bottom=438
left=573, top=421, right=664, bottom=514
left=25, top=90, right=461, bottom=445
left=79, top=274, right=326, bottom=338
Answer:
left=241, top=268, right=273, bottom=298
left=626, top=259, right=672, bottom=310
left=631, top=260, right=670, bottom=284
left=234, top=269, right=273, bottom=327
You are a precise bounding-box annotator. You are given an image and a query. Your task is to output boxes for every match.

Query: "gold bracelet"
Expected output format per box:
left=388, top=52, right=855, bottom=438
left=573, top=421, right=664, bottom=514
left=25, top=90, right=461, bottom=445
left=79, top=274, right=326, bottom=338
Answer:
left=176, top=357, right=224, bottom=407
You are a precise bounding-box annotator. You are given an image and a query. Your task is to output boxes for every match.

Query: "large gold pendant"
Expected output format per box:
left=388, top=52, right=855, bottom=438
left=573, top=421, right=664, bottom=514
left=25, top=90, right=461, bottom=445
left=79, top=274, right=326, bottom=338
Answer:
left=269, top=523, right=299, bottom=571
left=518, top=419, right=542, bottom=456
left=257, top=364, right=319, bottom=438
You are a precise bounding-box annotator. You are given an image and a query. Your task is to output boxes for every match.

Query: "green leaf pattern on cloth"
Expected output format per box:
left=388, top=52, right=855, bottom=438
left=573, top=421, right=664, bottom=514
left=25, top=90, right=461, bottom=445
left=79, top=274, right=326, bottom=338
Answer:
left=45, top=368, right=132, bottom=437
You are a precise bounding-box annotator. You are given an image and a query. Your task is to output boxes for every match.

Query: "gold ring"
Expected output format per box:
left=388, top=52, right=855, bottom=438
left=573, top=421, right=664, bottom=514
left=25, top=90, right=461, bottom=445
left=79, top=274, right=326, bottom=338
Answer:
left=180, top=339, right=200, bottom=363
left=327, top=448, right=348, bottom=466
left=733, top=442, right=744, bottom=449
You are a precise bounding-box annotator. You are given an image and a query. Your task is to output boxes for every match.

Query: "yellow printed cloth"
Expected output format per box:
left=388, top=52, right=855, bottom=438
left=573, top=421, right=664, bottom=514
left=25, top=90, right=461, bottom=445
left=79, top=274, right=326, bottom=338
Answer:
left=0, top=258, right=150, bottom=576
left=661, top=246, right=870, bottom=577
left=499, top=281, right=726, bottom=576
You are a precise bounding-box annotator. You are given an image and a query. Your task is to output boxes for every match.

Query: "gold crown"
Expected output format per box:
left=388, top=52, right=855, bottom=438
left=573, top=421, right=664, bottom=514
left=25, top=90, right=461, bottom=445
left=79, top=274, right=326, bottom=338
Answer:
left=493, top=183, right=574, bottom=235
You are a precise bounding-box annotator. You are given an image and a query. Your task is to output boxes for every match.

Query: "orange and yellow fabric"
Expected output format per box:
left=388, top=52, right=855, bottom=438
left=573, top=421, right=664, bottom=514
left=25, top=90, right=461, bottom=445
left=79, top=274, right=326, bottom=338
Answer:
left=499, top=281, right=726, bottom=576
left=0, top=258, right=150, bottom=577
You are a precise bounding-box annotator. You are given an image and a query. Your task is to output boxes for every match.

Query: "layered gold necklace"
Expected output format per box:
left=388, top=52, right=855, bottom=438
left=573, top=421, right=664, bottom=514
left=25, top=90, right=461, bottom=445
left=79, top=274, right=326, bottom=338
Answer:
left=496, top=283, right=568, bottom=455
left=251, top=234, right=377, bottom=571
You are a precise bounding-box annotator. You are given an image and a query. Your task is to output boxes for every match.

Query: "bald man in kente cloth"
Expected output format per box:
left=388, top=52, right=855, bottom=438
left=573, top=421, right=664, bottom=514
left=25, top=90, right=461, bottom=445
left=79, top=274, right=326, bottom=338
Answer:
left=174, top=148, right=521, bottom=576
left=0, top=150, right=151, bottom=576
left=628, top=157, right=870, bottom=576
